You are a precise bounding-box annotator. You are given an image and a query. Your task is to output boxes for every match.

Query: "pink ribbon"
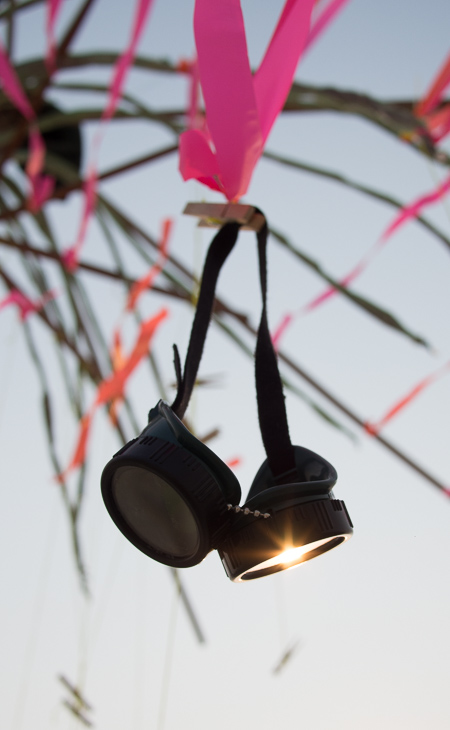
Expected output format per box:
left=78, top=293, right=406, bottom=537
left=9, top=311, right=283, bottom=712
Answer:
left=226, top=457, right=242, bottom=470
left=365, top=360, right=450, bottom=436
left=56, top=307, right=168, bottom=482
left=415, top=50, right=450, bottom=143
left=63, top=0, right=155, bottom=270
left=0, top=40, right=54, bottom=210
left=180, top=0, right=316, bottom=201
left=0, top=42, right=34, bottom=120
left=46, top=0, right=64, bottom=73
left=382, top=174, right=450, bottom=239
left=272, top=172, right=450, bottom=349
left=179, top=0, right=352, bottom=200
left=423, top=104, right=450, bottom=143
left=126, top=218, right=173, bottom=312
left=103, top=0, right=154, bottom=122
left=61, top=168, right=97, bottom=271
left=177, top=57, right=202, bottom=131
left=303, top=0, right=351, bottom=55
left=415, top=51, right=450, bottom=118
left=0, top=288, right=56, bottom=320
left=26, top=129, right=55, bottom=211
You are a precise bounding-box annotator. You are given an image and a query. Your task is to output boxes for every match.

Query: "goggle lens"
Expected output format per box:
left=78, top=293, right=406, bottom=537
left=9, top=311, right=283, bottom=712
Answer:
left=112, top=465, right=201, bottom=559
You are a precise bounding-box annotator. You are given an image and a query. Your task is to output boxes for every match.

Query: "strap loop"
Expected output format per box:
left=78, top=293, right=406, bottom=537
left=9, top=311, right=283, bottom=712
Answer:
left=171, top=222, right=240, bottom=418
left=255, top=221, right=296, bottom=483
left=170, top=213, right=296, bottom=484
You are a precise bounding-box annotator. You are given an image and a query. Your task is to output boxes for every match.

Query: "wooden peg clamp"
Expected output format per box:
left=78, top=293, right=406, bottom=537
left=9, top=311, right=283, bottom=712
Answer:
left=183, top=202, right=265, bottom=232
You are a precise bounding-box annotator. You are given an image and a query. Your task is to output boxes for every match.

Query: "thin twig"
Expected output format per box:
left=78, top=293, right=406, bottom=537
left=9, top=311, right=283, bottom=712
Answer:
left=55, top=0, right=97, bottom=63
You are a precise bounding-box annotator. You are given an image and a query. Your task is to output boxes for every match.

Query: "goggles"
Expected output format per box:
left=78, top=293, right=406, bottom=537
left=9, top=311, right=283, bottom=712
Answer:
left=101, top=216, right=353, bottom=581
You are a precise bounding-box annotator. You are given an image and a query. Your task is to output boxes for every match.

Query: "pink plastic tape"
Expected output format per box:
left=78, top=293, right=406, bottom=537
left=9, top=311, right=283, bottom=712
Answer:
left=180, top=0, right=316, bottom=201
left=365, top=360, right=450, bottom=436
left=63, top=0, right=155, bottom=270
left=57, top=307, right=168, bottom=482
left=0, top=40, right=54, bottom=209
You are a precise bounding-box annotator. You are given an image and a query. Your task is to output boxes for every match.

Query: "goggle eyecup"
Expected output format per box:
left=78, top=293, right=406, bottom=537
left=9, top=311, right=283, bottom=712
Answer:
left=217, top=446, right=352, bottom=581
left=101, top=400, right=241, bottom=568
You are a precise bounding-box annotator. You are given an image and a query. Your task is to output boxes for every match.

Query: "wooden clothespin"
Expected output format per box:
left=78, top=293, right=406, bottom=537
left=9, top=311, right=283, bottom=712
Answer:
left=183, top=202, right=265, bottom=232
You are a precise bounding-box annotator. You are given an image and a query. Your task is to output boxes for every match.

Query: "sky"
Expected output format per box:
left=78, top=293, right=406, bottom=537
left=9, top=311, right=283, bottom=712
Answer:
left=1, top=1, right=450, bottom=729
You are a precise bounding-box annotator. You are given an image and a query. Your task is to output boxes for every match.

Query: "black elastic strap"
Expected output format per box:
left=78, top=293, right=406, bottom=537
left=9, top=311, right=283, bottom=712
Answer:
left=171, top=215, right=296, bottom=485
left=171, top=222, right=240, bottom=419
left=254, top=221, right=296, bottom=484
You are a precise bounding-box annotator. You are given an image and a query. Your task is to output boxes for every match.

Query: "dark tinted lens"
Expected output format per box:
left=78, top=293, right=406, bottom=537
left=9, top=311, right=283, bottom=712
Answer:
left=112, top=466, right=200, bottom=558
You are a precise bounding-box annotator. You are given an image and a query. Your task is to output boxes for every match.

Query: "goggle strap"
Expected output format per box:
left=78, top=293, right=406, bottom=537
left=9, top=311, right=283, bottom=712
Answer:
left=171, top=214, right=296, bottom=485
left=171, top=222, right=241, bottom=418
left=172, top=342, right=183, bottom=394
left=255, top=222, right=297, bottom=484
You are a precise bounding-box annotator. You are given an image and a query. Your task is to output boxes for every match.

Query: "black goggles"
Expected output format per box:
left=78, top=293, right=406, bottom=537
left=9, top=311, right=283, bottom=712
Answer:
left=101, top=216, right=353, bottom=581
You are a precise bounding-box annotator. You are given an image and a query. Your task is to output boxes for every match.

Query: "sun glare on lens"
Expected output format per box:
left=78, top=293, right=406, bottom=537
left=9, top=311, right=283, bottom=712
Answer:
left=244, top=536, right=342, bottom=577
left=279, top=545, right=307, bottom=564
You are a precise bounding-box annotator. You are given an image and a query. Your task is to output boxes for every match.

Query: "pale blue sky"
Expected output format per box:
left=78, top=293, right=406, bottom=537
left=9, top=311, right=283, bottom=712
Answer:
left=1, top=1, right=450, bottom=729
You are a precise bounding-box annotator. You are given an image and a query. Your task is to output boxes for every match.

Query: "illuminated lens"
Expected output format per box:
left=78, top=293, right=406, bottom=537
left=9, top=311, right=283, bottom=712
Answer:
left=112, top=466, right=200, bottom=558
left=241, top=535, right=345, bottom=580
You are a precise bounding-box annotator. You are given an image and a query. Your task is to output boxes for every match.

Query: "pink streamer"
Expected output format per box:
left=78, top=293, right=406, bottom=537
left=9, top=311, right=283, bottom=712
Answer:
left=414, top=50, right=450, bottom=143
left=103, top=0, right=153, bottom=122
left=273, top=173, right=450, bottom=348
left=0, top=40, right=54, bottom=210
left=365, top=360, right=450, bottom=436
left=26, top=129, right=55, bottom=211
left=126, top=217, right=173, bottom=312
left=56, top=308, right=168, bottom=482
left=226, top=457, right=242, bottom=470
left=303, top=0, right=351, bottom=55
left=271, top=313, right=293, bottom=350
left=382, top=174, right=450, bottom=240
left=63, top=0, right=155, bottom=270
left=0, top=41, right=34, bottom=120
left=0, top=288, right=56, bottom=320
left=187, top=59, right=201, bottom=131
left=253, top=0, right=317, bottom=145
left=177, top=58, right=203, bottom=131
left=46, top=0, right=64, bottom=73
left=61, top=168, right=97, bottom=271
left=180, top=0, right=316, bottom=201
left=415, top=51, right=450, bottom=118
left=424, top=104, right=450, bottom=143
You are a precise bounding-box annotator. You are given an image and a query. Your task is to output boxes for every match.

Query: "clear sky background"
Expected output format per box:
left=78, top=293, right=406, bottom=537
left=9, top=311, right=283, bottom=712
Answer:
left=1, top=1, right=450, bottom=729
